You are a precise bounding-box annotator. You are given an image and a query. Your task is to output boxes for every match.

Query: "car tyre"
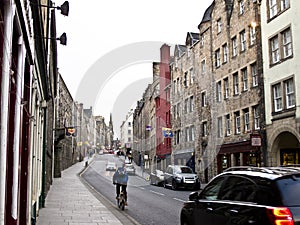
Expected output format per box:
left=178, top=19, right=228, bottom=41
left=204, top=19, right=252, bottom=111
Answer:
left=172, top=180, right=177, bottom=190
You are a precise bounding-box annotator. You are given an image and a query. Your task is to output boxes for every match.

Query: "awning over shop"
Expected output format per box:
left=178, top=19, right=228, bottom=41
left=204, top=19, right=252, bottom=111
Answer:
left=219, top=140, right=257, bottom=154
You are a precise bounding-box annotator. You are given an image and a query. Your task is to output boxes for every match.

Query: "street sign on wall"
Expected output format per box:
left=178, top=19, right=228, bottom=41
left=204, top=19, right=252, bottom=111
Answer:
left=251, top=133, right=261, bottom=147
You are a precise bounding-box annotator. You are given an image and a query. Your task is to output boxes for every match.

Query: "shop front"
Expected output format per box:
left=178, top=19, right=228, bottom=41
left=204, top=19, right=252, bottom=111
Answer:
left=217, top=140, right=261, bottom=173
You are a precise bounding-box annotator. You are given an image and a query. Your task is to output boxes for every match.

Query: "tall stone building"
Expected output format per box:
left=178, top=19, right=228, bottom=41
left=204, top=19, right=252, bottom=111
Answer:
left=201, top=0, right=264, bottom=180
left=120, top=109, right=134, bottom=155
left=261, top=0, right=300, bottom=166
left=197, top=3, right=215, bottom=182
left=95, top=116, right=107, bottom=150
left=132, top=62, right=159, bottom=171
left=55, top=73, right=79, bottom=175
left=170, top=32, right=200, bottom=172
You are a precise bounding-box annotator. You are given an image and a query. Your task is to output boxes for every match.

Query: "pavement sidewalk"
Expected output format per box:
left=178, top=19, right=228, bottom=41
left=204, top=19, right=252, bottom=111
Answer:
left=36, top=158, right=123, bottom=225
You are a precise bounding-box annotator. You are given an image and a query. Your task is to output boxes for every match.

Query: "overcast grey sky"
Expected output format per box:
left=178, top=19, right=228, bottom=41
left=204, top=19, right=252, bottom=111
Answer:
left=55, top=0, right=212, bottom=138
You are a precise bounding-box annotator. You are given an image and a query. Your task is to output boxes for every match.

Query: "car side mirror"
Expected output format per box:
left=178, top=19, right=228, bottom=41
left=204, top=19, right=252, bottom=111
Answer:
left=189, top=191, right=199, bottom=201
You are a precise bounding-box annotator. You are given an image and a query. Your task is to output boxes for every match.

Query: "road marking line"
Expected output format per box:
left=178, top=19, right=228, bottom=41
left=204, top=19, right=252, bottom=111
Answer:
left=173, top=198, right=185, bottom=202
left=150, top=190, right=165, bottom=196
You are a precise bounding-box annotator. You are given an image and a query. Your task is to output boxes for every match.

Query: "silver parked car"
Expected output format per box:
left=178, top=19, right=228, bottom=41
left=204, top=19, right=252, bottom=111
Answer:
left=164, top=165, right=200, bottom=190
left=150, top=169, right=164, bottom=186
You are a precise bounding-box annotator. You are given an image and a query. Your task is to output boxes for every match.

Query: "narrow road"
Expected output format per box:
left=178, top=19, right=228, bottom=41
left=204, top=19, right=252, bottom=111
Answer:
left=81, top=154, right=192, bottom=225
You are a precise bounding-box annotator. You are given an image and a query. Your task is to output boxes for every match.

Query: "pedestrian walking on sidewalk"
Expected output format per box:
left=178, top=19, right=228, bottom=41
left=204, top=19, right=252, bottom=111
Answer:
left=113, top=163, right=129, bottom=205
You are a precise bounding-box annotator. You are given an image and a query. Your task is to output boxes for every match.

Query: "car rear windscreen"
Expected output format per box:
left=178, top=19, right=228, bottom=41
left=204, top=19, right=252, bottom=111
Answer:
left=276, top=175, right=300, bottom=206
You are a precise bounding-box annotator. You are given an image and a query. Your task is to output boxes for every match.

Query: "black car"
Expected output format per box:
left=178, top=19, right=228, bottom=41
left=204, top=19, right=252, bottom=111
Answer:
left=180, top=166, right=300, bottom=225
left=164, top=165, right=200, bottom=190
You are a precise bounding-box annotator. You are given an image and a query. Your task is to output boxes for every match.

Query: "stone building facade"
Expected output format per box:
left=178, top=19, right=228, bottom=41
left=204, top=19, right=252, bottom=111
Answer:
left=261, top=0, right=300, bottom=166
left=170, top=32, right=200, bottom=172
left=95, top=116, right=107, bottom=150
left=55, top=73, right=79, bottom=176
left=132, top=62, right=159, bottom=171
left=203, top=0, right=264, bottom=180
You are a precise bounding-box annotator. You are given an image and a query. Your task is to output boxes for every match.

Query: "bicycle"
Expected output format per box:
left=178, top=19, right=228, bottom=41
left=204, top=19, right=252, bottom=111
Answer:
left=117, top=191, right=126, bottom=210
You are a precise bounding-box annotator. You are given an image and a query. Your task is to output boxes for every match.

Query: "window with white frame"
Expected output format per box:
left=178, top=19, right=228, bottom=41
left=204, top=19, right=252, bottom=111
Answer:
left=216, top=81, right=222, bottom=102
left=202, top=121, right=208, bottom=137
left=176, top=77, right=180, bottom=94
left=190, top=125, right=195, bottom=141
left=251, top=63, right=258, bottom=87
left=282, top=28, right=292, bottom=58
left=281, top=0, right=290, bottom=10
left=215, top=49, right=221, bottom=68
left=240, top=30, right=246, bottom=52
left=243, top=108, right=250, bottom=132
left=184, top=72, right=188, bottom=87
left=190, top=68, right=194, bottom=84
left=273, top=83, right=282, bottom=112
left=201, top=60, right=206, bottom=75
left=184, top=98, right=188, bottom=114
left=253, top=106, right=260, bottom=130
left=270, top=35, right=280, bottom=64
left=232, top=36, right=238, bottom=57
left=217, top=117, right=223, bottom=138
left=223, top=43, right=228, bottom=63
left=239, top=0, right=244, bottom=15
left=177, top=103, right=181, bottom=117
left=201, top=91, right=207, bottom=107
left=235, top=111, right=241, bottom=134
left=217, top=18, right=222, bottom=33
left=200, top=35, right=204, bottom=47
left=270, top=27, right=293, bottom=66
left=173, top=80, right=176, bottom=95
left=173, top=105, right=177, bottom=119
left=226, top=114, right=231, bottom=136
left=175, top=130, right=181, bottom=144
left=242, top=67, right=248, bottom=91
left=224, top=78, right=229, bottom=99
left=185, top=127, right=190, bottom=142
left=268, top=0, right=290, bottom=19
left=250, top=26, right=256, bottom=45
left=269, top=0, right=278, bottom=18
left=285, top=78, right=295, bottom=108
left=190, top=96, right=194, bottom=112
left=233, top=73, right=239, bottom=95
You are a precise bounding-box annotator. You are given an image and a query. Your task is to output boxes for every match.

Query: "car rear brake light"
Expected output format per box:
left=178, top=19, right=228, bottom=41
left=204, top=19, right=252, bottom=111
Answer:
left=266, top=207, right=294, bottom=225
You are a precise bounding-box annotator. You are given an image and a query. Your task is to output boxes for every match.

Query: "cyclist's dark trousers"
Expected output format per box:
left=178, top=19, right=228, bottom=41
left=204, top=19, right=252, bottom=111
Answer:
left=116, top=184, right=127, bottom=201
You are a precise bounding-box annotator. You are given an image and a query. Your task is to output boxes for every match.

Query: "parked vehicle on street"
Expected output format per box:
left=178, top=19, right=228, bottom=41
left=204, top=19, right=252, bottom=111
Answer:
left=125, top=163, right=136, bottom=175
left=180, top=166, right=300, bottom=225
left=150, top=169, right=164, bottom=186
left=105, top=162, right=116, bottom=171
left=164, top=165, right=200, bottom=190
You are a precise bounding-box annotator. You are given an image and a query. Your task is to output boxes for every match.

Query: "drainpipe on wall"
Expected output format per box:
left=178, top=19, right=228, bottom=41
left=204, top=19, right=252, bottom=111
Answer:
left=0, top=1, right=13, bottom=225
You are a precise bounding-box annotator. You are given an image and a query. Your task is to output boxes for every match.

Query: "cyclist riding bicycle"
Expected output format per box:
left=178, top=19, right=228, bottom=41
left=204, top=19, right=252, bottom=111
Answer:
left=113, top=163, right=129, bottom=205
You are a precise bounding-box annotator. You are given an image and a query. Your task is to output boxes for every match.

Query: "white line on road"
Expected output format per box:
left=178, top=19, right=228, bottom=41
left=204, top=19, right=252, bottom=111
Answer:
left=134, top=185, right=145, bottom=190
left=173, top=198, right=185, bottom=203
left=149, top=190, right=165, bottom=196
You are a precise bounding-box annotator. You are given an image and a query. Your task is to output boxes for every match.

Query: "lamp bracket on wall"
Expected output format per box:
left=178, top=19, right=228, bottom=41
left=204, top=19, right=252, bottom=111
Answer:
left=30, top=1, right=69, bottom=16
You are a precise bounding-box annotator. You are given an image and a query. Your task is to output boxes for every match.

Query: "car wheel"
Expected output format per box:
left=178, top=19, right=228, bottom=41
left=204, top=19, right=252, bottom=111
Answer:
left=172, top=180, right=177, bottom=190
